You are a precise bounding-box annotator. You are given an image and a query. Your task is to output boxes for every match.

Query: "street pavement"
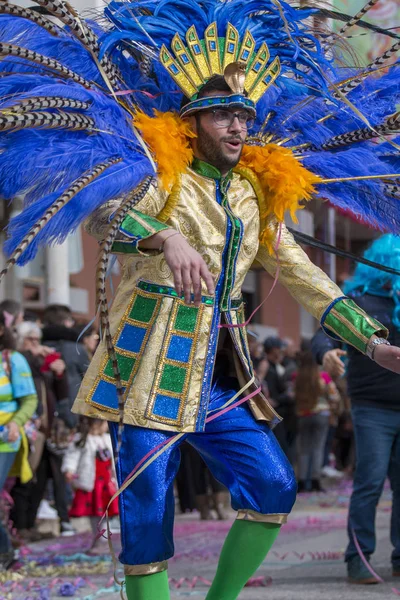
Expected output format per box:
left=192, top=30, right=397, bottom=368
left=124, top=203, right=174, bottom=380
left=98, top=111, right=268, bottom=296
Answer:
left=3, top=481, right=396, bottom=600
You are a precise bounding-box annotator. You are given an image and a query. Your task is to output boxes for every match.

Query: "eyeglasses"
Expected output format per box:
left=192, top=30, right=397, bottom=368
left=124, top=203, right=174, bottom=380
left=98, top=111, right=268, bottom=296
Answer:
left=211, top=109, right=255, bottom=130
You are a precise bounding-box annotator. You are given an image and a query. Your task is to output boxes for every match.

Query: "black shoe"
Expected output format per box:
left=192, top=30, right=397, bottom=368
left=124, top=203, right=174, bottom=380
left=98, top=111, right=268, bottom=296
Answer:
left=311, top=479, right=326, bottom=493
left=347, top=556, right=378, bottom=584
left=297, top=480, right=306, bottom=493
left=0, top=551, right=16, bottom=570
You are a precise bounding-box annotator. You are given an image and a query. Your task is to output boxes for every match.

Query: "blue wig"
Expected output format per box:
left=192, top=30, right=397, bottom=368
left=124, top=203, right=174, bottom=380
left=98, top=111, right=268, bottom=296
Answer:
left=344, top=234, right=400, bottom=330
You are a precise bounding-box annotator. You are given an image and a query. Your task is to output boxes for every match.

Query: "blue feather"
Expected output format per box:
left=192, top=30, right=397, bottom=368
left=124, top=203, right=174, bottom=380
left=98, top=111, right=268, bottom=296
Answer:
left=5, top=157, right=153, bottom=263
left=2, top=0, right=400, bottom=268
left=0, top=17, right=104, bottom=86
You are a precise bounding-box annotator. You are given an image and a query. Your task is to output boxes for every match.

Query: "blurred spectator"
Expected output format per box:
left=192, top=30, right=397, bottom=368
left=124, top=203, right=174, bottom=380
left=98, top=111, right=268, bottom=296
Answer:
left=282, top=337, right=298, bottom=382
left=10, top=321, right=74, bottom=538
left=23, top=310, right=42, bottom=326
left=175, top=444, right=197, bottom=514
left=42, top=305, right=90, bottom=426
left=0, top=299, right=23, bottom=333
left=321, top=375, right=347, bottom=480
left=248, top=330, right=270, bottom=397
left=0, top=312, right=37, bottom=567
left=312, top=234, right=400, bottom=583
left=293, top=351, right=340, bottom=493
left=264, top=337, right=297, bottom=464
left=76, top=323, right=100, bottom=360
left=63, top=418, right=118, bottom=547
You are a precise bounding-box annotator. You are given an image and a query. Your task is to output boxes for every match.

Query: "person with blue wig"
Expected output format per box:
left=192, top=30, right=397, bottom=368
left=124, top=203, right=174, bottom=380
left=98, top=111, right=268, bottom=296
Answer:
left=312, top=234, right=400, bottom=585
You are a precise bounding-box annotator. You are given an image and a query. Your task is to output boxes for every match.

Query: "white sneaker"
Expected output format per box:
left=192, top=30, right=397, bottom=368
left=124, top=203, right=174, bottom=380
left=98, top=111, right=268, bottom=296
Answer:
left=37, top=499, right=58, bottom=520
left=108, top=517, right=121, bottom=534
left=60, top=522, right=77, bottom=537
left=321, top=465, right=344, bottom=479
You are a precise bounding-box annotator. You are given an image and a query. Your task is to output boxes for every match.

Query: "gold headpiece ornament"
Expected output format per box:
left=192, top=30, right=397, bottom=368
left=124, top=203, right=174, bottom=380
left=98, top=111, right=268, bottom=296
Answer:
left=159, top=22, right=281, bottom=103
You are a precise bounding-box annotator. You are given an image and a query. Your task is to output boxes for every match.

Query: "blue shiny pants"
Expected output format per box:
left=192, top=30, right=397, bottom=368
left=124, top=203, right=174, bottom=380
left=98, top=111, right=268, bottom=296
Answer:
left=109, top=376, right=297, bottom=568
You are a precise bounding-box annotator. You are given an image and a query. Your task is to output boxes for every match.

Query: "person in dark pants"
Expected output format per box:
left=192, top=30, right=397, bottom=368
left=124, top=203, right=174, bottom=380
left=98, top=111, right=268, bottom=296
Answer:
left=264, top=337, right=297, bottom=465
left=10, top=321, right=74, bottom=538
left=312, top=234, right=400, bottom=584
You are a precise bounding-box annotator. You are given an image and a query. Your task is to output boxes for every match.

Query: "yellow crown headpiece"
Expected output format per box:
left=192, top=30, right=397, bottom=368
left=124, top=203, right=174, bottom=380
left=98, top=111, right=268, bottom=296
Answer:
left=159, top=22, right=281, bottom=109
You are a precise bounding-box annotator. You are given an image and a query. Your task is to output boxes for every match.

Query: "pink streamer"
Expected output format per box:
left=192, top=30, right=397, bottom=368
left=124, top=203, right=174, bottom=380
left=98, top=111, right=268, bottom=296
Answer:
left=205, top=386, right=261, bottom=423
left=351, top=527, right=383, bottom=583
left=352, top=527, right=400, bottom=595
left=166, top=575, right=271, bottom=589
left=114, top=386, right=262, bottom=493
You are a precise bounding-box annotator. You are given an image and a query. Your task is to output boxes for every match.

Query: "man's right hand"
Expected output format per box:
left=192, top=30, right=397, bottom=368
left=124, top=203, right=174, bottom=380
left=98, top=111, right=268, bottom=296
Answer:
left=322, top=348, right=347, bottom=378
left=140, top=230, right=215, bottom=306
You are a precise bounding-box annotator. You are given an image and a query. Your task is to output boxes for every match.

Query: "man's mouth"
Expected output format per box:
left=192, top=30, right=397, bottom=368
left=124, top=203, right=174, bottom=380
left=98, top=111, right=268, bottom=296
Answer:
left=223, top=139, right=242, bottom=151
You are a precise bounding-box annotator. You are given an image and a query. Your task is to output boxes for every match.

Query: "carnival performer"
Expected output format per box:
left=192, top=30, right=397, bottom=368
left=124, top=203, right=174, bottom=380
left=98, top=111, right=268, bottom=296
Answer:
left=312, top=234, right=400, bottom=585
left=1, top=0, right=400, bottom=598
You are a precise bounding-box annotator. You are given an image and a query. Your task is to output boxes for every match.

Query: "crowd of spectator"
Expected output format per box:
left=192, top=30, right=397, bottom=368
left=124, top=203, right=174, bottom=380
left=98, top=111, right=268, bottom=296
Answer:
left=0, top=299, right=104, bottom=567
left=248, top=332, right=351, bottom=490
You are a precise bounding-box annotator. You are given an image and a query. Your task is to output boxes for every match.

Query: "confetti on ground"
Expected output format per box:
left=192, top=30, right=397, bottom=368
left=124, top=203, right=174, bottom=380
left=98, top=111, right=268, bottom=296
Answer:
left=1, top=479, right=393, bottom=599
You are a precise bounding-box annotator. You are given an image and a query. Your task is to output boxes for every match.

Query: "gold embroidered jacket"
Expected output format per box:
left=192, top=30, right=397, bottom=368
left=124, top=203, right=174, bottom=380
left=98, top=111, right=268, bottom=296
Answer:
left=72, top=159, right=387, bottom=432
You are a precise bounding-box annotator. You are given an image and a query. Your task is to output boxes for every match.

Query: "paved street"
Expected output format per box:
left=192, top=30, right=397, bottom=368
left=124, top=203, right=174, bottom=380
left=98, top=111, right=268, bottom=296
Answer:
left=2, top=481, right=396, bottom=600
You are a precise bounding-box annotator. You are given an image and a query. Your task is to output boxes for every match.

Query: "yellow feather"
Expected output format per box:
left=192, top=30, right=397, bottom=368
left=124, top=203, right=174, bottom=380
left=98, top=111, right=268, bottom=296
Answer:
left=238, top=144, right=321, bottom=250
left=133, top=110, right=195, bottom=192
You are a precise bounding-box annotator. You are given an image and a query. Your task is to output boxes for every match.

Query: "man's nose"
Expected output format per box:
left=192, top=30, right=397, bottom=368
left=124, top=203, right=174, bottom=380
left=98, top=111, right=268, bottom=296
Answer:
left=228, top=115, right=242, bottom=134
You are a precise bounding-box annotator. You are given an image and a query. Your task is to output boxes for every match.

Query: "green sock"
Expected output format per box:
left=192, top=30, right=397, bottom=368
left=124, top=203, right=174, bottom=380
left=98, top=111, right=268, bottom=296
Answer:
left=206, top=520, right=281, bottom=600
left=125, top=571, right=170, bottom=600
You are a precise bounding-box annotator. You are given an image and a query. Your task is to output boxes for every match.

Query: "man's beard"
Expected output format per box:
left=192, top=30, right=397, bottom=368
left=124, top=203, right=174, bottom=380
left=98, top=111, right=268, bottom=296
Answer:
left=196, top=123, right=243, bottom=171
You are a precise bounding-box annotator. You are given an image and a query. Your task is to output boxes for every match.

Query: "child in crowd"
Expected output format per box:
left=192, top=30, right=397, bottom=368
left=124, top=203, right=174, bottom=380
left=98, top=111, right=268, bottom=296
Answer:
left=62, top=418, right=119, bottom=545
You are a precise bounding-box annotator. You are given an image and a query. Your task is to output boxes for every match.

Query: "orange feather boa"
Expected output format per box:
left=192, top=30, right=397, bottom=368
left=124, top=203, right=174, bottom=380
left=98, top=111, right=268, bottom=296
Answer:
left=134, top=111, right=320, bottom=246
left=133, top=110, right=195, bottom=192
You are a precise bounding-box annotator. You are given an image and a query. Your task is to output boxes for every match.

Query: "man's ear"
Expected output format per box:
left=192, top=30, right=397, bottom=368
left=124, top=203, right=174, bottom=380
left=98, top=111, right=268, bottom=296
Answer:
left=185, top=115, right=198, bottom=135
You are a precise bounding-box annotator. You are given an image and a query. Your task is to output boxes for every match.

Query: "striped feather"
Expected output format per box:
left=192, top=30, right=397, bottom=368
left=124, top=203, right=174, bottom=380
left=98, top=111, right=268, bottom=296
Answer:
left=30, top=0, right=120, bottom=87
left=337, top=40, right=400, bottom=97
left=1, top=158, right=122, bottom=282
left=95, top=175, right=153, bottom=459
left=0, top=110, right=94, bottom=132
left=1, top=96, right=91, bottom=113
left=323, top=0, right=380, bottom=44
left=0, top=43, right=93, bottom=88
left=0, top=3, right=59, bottom=36
left=321, top=112, right=400, bottom=150
left=384, top=182, right=400, bottom=200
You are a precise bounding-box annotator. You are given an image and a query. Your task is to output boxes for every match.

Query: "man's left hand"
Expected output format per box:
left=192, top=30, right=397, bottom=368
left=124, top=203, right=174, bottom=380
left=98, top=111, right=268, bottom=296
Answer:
left=374, top=344, right=400, bottom=373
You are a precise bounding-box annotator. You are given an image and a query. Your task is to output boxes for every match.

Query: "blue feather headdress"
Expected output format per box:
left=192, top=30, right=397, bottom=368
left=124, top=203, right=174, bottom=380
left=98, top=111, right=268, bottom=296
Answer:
left=0, top=0, right=399, bottom=268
